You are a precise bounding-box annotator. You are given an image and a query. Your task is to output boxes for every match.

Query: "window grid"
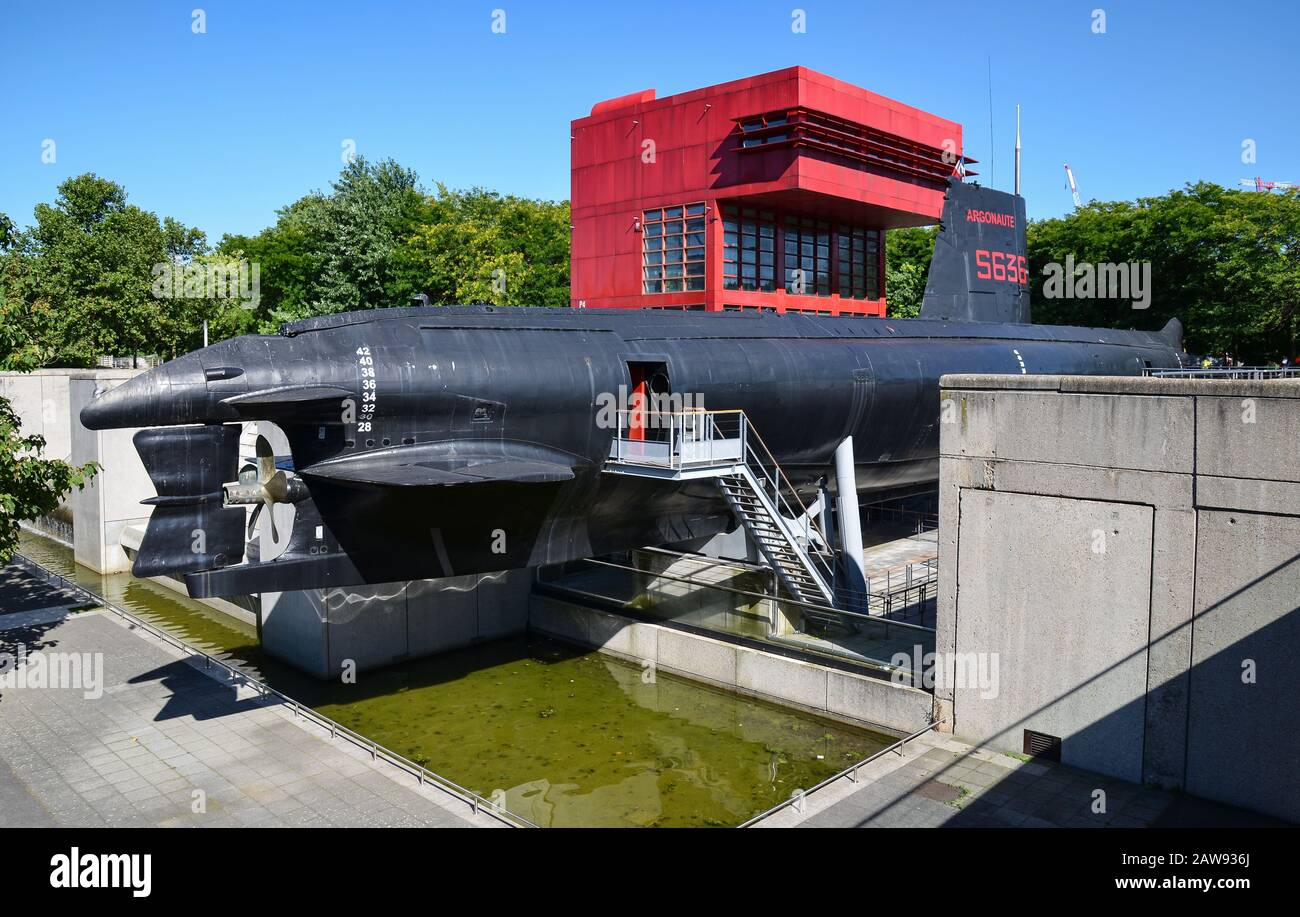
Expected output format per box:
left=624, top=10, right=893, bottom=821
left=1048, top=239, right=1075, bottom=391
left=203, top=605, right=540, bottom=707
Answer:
left=723, top=207, right=777, bottom=292
left=643, top=202, right=706, bottom=293
left=723, top=206, right=881, bottom=301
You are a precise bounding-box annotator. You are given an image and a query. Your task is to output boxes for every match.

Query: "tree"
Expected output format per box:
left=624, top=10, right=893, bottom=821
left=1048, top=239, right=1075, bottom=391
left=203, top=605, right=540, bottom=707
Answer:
left=1028, top=183, right=1300, bottom=362
left=219, top=193, right=331, bottom=330
left=395, top=186, right=570, bottom=308
left=0, top=395, right=98, bottom=563
left=219, top=163, right=572, bottom=330
left=309, top=158, right=426, bottom=317
left=1, top=174, right=212, bottom=367
left=885, top=226, right=935, bottom=317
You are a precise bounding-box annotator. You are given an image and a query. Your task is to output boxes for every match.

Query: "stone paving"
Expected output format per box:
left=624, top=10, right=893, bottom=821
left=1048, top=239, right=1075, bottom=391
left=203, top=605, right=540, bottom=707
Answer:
left=0, top=566, right=500, bottom=828
left=758, top=733, right=1286, bottom=828
left=860, top=530, right=937, bottom=584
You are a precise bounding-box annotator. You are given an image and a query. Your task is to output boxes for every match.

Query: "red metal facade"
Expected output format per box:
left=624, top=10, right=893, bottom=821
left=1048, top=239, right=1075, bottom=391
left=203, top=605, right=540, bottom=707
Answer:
left=570, top=66, right=966, bottom=316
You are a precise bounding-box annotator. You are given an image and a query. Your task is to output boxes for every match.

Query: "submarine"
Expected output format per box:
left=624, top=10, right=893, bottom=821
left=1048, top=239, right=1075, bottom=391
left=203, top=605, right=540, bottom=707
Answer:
left=81, top=178, right=1186, bottom=597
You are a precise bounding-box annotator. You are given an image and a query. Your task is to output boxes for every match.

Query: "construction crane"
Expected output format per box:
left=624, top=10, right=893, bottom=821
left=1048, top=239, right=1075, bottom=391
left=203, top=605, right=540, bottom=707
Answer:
left=1240, top=177, right=1296, bottom=192
left=1063, top=163, right=1083, bottom=210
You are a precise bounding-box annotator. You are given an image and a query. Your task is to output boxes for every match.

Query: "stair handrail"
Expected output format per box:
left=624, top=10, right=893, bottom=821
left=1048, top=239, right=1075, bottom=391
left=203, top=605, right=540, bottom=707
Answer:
left=732, top=413, right=837, bottom=572
left=607, top=406, right=838, bottom=589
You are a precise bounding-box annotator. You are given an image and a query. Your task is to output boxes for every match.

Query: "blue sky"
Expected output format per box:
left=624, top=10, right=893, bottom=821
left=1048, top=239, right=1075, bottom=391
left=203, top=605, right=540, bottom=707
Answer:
left=1, top=0, right=1294, bottom=241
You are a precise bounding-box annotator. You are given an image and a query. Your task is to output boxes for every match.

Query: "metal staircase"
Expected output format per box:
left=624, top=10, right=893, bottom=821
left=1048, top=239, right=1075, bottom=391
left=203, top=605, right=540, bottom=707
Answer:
left=604, top=408, right=848, bottom=631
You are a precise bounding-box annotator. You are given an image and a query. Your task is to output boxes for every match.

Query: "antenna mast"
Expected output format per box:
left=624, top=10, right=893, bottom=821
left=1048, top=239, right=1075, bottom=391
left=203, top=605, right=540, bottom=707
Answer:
left=1014, top=105, right=1021, bottom=196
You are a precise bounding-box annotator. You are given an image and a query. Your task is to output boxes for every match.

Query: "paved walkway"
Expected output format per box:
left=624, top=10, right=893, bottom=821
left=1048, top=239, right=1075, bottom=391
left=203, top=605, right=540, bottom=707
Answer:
left=861, top=532, right=937, bottom=583
left=757, top=733, right=1286, bottom=828
left=0, top=566, right=499, bottom=828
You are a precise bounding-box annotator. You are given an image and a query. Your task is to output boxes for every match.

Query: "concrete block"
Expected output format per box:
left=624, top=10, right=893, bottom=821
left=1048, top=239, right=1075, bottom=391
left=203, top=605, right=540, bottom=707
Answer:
left=586, top=609, right=658, bottom=663
left=945, top=388, right=1194, bottom=474
left=1185, top=511, right=1300, bottom=822
left=1142, top=508, right=1196, bottom=788
left=324, top=582, right=410, bottom=673
left=655, top=627, right=737, bottom=686
left=826, top=670, right=933, bottom=734
left=951, top=489, right=1152, bottom=783
left=939, top=375, right=1300, bottom=822
left=1196, top=395, right=1300, bottom=483
left=0, top=371, right=73, bottom=460
left=1196, top=475, right=1300, bottom=516
left=975, top=457, right=1194, bottom=511
left=528, top=595, right=591, bottom=645
left=475, top=570, right=531, bottom=637
left=260, top=590, right=329, bottom=679
left=735, top=649, right=827, bottom=712
left=406, top=576, right=478, bottom=654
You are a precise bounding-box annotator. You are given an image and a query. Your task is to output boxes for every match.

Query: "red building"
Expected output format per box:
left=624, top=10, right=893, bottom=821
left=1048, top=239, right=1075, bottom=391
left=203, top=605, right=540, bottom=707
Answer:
left=570, top=66, right=970, bottom=316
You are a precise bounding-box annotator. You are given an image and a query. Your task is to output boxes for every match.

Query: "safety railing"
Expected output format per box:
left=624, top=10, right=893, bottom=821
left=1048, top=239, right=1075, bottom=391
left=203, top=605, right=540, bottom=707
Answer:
left=537, top=550, right=936, bottom=676
left=737, top=719, right=945, bottom=827
left=1144, top=366, right=1300, bottom=379
left=862, top=502, right=940, bottom=536
left=740, top=414, right=837, bottom=574
left=10, top=553, right=539, bottom=828
left=608, top=408, right=836, bottom=580
left=609, top=407, right=746, bottom=468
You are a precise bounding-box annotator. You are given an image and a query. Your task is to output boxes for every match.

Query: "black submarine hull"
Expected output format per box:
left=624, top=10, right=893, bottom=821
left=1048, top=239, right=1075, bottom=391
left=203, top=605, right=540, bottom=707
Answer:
left=81, top=305, right=1184, bottom=597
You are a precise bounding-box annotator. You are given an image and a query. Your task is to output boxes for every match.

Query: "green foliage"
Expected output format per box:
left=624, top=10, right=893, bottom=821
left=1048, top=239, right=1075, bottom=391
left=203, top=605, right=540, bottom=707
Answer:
left=0, top=174, right=213, bottom=367
left=1028, top=183, right=1300, bottom=362
left=218, top=160, right=571, bottom=330
left=0, top=395, right=98, bottom=563
left=218, top=193, right=332, bottom=330
left=394, top=185, right=570, bottom=308
left=885, top=226, right=935, bottom=317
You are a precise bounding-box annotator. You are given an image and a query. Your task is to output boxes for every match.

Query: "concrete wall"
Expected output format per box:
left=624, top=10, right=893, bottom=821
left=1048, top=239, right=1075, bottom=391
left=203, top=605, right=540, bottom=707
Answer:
left=261, top=571, right=532, bottom=679
left=936, top=374, right=1300, bottom=823
left=530, top=594, right=933, bottom=735
left=0, top=370, right=74, bottom=461
left=2, top=368, right=159, bottom=574
left=68, top=371, right=155, bottom=574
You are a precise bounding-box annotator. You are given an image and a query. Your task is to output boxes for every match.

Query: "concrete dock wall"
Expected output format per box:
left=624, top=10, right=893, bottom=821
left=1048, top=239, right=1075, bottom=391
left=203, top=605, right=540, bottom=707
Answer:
left=261, top=571, right=532, bottom=679
left=530, top=594, right=933, bottom=735
left=68, top=371, right=156, bottom=574
left=935, top=374, right=1300, bottom=822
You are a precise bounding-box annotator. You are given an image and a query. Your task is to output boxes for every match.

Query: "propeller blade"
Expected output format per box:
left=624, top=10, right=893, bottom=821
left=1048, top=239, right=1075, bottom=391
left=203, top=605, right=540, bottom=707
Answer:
left=267, top=498, right=279, bottom=543
left=247, top=501, right=263, bottom=540
left=265, top=468, right=289, bottom=502
left=255, top=435, right=276, bottom=483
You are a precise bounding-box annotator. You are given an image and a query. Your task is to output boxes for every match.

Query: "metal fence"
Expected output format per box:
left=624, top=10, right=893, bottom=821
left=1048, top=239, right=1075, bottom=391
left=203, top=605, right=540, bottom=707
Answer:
left=737, top=719, right=945, bottom=827
left=11, top=552, right=537, bottom=828
left=1144, top=366, right=1300, bottom=380
left=861, top=502, right=940, bottom=536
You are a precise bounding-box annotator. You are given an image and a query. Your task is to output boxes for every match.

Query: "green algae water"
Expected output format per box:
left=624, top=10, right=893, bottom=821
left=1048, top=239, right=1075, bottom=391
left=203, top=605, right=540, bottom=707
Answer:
left=17, top=530, right=893, bottom=827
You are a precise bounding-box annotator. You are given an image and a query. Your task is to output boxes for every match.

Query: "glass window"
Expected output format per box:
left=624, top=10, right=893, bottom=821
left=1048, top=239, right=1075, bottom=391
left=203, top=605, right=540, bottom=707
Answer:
left=643, top=203, right=707, bottom=295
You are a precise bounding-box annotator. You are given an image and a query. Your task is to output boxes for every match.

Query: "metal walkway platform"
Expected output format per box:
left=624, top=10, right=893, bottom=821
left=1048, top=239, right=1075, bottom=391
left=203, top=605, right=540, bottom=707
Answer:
left=604, top=409, right=846, bottom=630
